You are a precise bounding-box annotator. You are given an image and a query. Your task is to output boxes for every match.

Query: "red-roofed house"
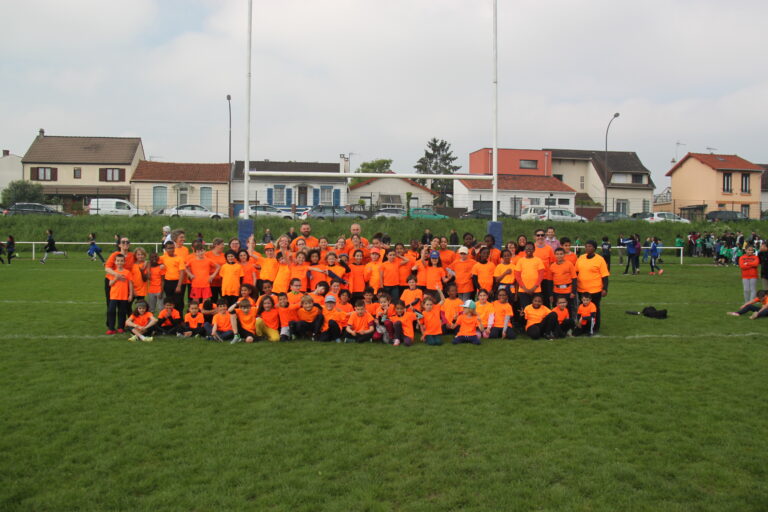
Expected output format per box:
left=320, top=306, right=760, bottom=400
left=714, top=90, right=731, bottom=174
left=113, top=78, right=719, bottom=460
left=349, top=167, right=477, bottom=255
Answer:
left=457, top=149, right=576, bottom=215
left=130, top=161, right=230, bottom=214
left=665, top=153, right=763, bottom=219
left=348, top=171, right=438, bottom=209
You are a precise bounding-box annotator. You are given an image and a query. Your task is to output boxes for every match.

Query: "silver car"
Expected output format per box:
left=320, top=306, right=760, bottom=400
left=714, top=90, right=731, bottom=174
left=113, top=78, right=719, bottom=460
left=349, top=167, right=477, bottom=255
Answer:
left=373, top=207, right=407, bottom=219
left=240, top=204, right=294, bottom=219
left=164, top=204, right=228, bottom=219
left=519, top=207, right=586, bottom=222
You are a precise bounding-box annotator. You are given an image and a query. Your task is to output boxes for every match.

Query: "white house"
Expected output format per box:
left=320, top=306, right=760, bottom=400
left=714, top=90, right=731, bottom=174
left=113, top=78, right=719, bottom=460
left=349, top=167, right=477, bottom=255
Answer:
left=348, top=172, right=438, bottom=209
left=130, top=161, right=230, bottom=214
left=0, top=149, right=23, bottom=195
left=231, top=159, right=348, bottom=216
left=454, top=175, right=576, bottom=215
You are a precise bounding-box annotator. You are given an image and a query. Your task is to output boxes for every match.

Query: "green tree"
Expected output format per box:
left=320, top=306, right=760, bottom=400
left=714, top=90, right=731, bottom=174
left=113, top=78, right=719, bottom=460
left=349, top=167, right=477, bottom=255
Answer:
left=1, top=180, right=44, bottom=205
left=413, top=138, right=460, bottom=206
left=350, top=159, right=393, bottom=186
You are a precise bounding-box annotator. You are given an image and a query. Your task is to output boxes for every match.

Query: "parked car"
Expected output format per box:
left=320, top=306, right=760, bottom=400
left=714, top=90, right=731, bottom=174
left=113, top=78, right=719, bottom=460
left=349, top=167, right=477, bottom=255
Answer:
left=373, top=207, right=407, bottom=219
left=87, top=198, right=146, bottom=217
left=460, top=208, right=510, bottom=219
left=6, top=202, right=69, bottom=216
left=641, top=212, right=691, bottom=224
left=162, top=204, right=228, bottom=219
left=593, top=211, right=632, bottom=222
left=519, top=207, right=586, bottom=222
left=630, top=212, right=653, bottom=220
left=410, top=207, right=448, bottom=219
left=345, top=204, right=375, bottom=218
left=240, top=204, right=294, bottom=219
left=301, top=205, right=366, bottom=220
left=705, top=210, right=749, bottom=222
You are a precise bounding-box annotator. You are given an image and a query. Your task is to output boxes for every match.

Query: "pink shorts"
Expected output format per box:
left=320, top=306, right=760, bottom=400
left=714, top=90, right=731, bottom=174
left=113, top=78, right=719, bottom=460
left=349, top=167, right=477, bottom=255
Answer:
left=190, top=287, right=212, bottom=300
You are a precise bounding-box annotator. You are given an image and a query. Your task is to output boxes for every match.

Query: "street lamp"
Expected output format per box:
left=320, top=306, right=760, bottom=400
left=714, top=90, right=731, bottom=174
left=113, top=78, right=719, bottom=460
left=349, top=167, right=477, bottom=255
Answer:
left=226, top=94, right=232, bottom=165
left=604, top=112, right=620, bottom=213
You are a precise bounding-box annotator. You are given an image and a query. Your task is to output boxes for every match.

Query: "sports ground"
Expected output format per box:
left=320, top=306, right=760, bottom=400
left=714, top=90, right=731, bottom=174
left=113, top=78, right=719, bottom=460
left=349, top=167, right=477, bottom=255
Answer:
left=1, top=256, right=766, bottom=511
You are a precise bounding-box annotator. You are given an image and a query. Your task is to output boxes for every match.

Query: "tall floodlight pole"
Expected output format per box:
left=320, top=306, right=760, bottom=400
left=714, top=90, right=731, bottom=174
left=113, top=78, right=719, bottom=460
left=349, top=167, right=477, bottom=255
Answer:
left=603, top=112, right=620, bottom=212
left=244, top=0, right=253, bottom=214
left=491, top=0, right=499, bottom=222
left=227, top=94, right=232, bottom=165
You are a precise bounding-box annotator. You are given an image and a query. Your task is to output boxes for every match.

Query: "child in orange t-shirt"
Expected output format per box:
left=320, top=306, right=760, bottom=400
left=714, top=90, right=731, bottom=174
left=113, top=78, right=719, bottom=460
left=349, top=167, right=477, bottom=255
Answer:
left=337, top=289, right=354, bottom=314
left=107, top=253, right=134, bottom=334
left=146, top=252, right=165, bottom=314
left=275, top=293, right=299, bottom=341
left=229, top=299, right=258, bottom=343
left=474, top=289, right=495, bottom=339
left=553, top=296, right=575, bottom=338
left=489, top=288, right=515, bottom=340
left=373, top=293, right=396, bottom=343
left=523, top=295, right=557, bottom=340
left=219, top=250, right=244, bottom=306
left=125, top=300, right=157, bottom=342
left=451, top=300, right=483, bottom=345
left=391, top=300, right=419, bottom=346
left=254, top=295, right=281, bottom=342
left=317, top=295, right=348, bottom=342
left=441, top=283, right=464, bottom=336
left=187, top=244, right=221, bottom=301
left=344, top=300, right=375, bottom=343
left=291, top=295, right=323, bottom=339
left=420, top=294, right=444, bottom=345
left=400, top=275, right=424, bottom=311
left=574, top=294, right=597, bottom=337
left=156, top=299, right=182, bottom=335
left=210, top=303, right=235, bottom=342
left=182, top=301, right=207, bottom=337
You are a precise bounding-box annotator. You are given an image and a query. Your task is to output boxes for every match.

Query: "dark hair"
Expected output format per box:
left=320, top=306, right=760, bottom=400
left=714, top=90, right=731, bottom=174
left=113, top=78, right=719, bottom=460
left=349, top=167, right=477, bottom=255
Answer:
left=240, top=284, right=255, bottom=296
left=555, top=247, right=565, bottom=253
left=225, top=250, right=238, bottom=259
left=131, top=300, right=149, bottom=316
left=363, top=286, right=374, bottom=295
left=559, top=237, right=571, bottom=245
left=257, top=295, right=274, bottom=316
left=394, top=300, right=406, bottom=308
left=289, top=278, right=301, bottom=286
left=307, top=249, right=320, bottom=263
left=354, top=299, right=366, bottom=308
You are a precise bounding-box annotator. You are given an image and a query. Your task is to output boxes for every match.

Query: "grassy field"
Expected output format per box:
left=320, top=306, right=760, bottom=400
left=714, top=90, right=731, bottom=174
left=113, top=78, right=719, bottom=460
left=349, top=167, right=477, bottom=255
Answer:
left=1, top=256, right=767, bottom=511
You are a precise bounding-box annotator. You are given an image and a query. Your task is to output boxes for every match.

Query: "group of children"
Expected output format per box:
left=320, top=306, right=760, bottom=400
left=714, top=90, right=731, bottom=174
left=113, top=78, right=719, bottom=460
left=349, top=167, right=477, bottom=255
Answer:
left=104, top=228, right=606, bottom=344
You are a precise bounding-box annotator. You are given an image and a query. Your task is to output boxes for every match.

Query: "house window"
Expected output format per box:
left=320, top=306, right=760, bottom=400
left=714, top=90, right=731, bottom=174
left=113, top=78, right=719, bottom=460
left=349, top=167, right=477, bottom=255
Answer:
left=273, top=185, right=285, bottom=206
left=320, top=186, right=333, bottom=205
left=510, top=197, right=522, bottom=217
left=632, top=174, right=644, bottom=184
left=200, top=187, right=212, bottom=210
left=579, top=176, right=585, bottom=189
left=723, top=173, right=732, bottom=193
left=544, top=197, right=556, bottom=206
left=73, top=167, right=82, bottom=179
left=553, top=174, right=563, bottom=182
left=557, top=198, right=570, bottom=206
left=520, top=159, right=538, bottom=169
left=32, top=167, right=56, bottom=181
left=741, top=204, right=750, bottom=218
left=152, top=186, right=168, bottom=211
left=741, top=174, right=750, bottom=193
left=616, top=199, right=629, bottom=214
left=529, top=198, right=540, bottom=206
left=642, top=199, right=650, bottom=213
left=100, top=168, right=125, bottom=182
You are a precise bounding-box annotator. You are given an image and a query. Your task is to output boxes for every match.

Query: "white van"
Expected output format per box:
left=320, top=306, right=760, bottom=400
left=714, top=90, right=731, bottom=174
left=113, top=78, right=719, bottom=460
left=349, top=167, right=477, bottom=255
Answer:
left=87, top=198, right=146, bottom=217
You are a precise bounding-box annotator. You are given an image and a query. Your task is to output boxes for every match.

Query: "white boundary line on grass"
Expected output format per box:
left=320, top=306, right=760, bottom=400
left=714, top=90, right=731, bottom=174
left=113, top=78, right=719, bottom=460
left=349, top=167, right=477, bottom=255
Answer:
left=0, top=299, right=103, bottom=305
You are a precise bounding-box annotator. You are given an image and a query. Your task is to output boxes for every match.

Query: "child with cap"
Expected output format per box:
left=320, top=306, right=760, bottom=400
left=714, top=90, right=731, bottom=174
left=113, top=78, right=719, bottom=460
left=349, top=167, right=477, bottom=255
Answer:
left=451, top=299, right=483, bottom=345
left=424, top=250, right=450, bottom=292
left=317, top=295, right=348, bottom=342
left=449, top=246, right=476, bottom=301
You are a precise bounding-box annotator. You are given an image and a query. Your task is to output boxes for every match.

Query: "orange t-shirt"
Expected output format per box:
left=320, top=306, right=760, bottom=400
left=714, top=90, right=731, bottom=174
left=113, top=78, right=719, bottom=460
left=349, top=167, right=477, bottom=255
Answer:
left=577, top=302, right=598, bottom=321
left=442, top=298, right=463, bottom=323
left=219, top=263, right=244, bottom=296
left=420, top=306, right=443, bottom=335
left=259, top=308, right=280, bottom=330
left=399, top=254, right=417, bottom=286
left=290, top=263, right=310, bottom=291
left=131, top=262, right=148, bottom=297
left=439, top=250, right=456, bottom=267
left=158, top=308, right=181, bottom=326
left=307, top=264, right=328, bottom=291
left=348, top=264, right=367, bottom=293
left=533, top=245, right=556, bottom=280
left=515, top=256, right=545, bottom=293
left=380, top=261, right=401, bottom=287
left=472, top=261, right=497, bottom=293
left=475, top=301, right=494, bottom=328
left=551, top=260, right=577, bottom=294
left=159, top=253, right=186, bottom=281
left=185, top=312, right=205, bottom=328
left=493, top=262, right=516, bottom=285
left=364, top=262, right=382, bottom=292
left=105, top=251, right=135, bottom=278
left=205, top=250, right=227, bottom=286
left=491, top=301, right=513, bottom=328
left=259, top=257, right=279, bottom=282
left=575, top=254, right=610, bottom=294
left=348, top=311, right=374, bottom=332
left=322, top=307, right=349, bottom=331
left=272, top=264, right=292, bottom=293
left=400, top=288, right=424, bottom=310
left=524, top=304, right=552, bottom=329
left=110, top=268, right=132, bottom=300
left=365, top=302, right=379, bottom=316
left=456, top=314, right=480, bottom=336
left=450, top=258, right=476, bottom=294
left=554, top=307, right=570, bottom=324
left=148, top=265, right=165, bottom=294
left=374, top=303, right=396, bottom=320
left=277, top=304, right=298, bottom=324
left=564, top=252, right=577, bottom=266
left=739, top=254, right=759, bottom=279
left=391, top=310, right=417, bottom=339
left=188, top=257, right=218, bottom=288
left=290, top=235, right=319, bottom=250
left=297, top=306, right=321, bottom=323
left=337, top=302, right=353, bottom=314
left=308, top=293, right=325, bottom=305
left=212, top=311, right=233, bottom=332
left=130, top=311, right=153, bottom=327
left=424, top=266, right=447, bottom=291
left=235, top=308, right=257, bottom=332
left=240, top=260, right=258, bottom=286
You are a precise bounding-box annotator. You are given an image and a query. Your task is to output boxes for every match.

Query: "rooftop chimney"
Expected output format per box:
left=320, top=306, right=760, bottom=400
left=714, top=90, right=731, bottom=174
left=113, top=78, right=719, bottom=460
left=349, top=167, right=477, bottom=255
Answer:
left=38, top=128, right=45, bottom=138
left=2, top=150, right=9, bottom=157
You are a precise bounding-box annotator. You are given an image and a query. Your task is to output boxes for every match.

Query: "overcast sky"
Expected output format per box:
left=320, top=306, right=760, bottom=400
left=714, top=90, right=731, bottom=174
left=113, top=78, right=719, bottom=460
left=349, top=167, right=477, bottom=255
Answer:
left=2, top=0, right=766, bottom=187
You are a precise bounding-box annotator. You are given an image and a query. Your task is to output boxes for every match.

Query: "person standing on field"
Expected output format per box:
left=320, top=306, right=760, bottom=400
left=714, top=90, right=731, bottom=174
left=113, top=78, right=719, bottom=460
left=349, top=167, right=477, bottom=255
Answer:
left=575, top=240, right=609, bottom=332
left=738, top=245, right=759, bottom=303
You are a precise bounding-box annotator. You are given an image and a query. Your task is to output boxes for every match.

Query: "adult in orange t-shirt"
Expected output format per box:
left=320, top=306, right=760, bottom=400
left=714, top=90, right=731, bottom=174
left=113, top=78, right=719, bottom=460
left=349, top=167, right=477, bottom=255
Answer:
left=575, top=240, right=609, bottom=332
left=514, top=242, right=545, bottom=320
left=289, top=223, right=319, bottom=250
left=205, top=238, right=227, bottom=300
left=533, top=229, right=556, bottom=305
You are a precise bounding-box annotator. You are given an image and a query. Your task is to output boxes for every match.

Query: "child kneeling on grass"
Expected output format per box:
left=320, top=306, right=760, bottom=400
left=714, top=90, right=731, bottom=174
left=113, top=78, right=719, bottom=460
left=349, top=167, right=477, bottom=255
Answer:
left=727, top=289, right=768, bottom=319
left=125, top=301, right=157, bottom=342
left=523, top=295, right=557, bottom=340
left=344, top=300, right=375, bottom=343
left=452, top=300, right=483, bottom=345
left=574, top=295, right=597, bottom=336
left=552, top=296, right=575, bottom=338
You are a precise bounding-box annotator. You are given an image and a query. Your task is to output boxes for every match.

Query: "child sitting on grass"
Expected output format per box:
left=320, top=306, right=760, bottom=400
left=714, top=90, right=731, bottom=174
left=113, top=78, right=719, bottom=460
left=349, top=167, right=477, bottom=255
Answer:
left=156, top=299, right=182, bottom=335
left=254, top=295, right=280, bottom=342
left=290, top=295, right=323, bottom=340
left=523, top=295, right=557, bottom=340
left=125, top=300, right=157, bottom=342
left=420, top=295, right=444, bottom=346
left=210, top=303, right=235, bottom=342
left=373, top=293, right=396, bottom=343
left=574, top=294, right=597, bottom=337
left=451, top=300, right=483, bottom=345
left=317, top=295, right=348, bottom=342
left=181, top=301, right=206, bottom=338
left=229, top=300, right=258, bottom=344
left=391, top=300, right=419, bottom=346
left=727, top=289, right=768, bottom=319
left=489, top=288, right=515, bottom=340
left=552, top=296, right=575, bottom=338
left=344, top=300, right=375, bottom=343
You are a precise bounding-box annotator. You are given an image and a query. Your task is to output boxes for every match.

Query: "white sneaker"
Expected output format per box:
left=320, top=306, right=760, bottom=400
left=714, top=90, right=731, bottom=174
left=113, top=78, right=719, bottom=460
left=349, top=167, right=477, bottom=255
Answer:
left=230, top=335, right=242, bottom=344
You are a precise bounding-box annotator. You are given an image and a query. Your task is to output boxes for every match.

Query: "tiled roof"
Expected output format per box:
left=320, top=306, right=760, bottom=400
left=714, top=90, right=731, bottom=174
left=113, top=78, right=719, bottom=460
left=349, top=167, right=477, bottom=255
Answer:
left=232, top=160, right=340, bottom=180
left=460, top=175, right=575, bottom=192
left=666, top=153, right=764, bottom=177
left=131, top=161, right=230, bottom=183
left=349, top=171, right=438, bottom=195
left=23, top=134, right=142, bottom=164
left=546, top=148, right=654, bottom=189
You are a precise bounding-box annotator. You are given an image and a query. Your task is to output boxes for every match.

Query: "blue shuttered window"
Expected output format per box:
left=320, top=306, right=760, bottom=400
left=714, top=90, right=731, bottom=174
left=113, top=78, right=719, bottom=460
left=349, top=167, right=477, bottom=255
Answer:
left=332, top=188, right=341, bottom=206
left=267, top=188, right=273, bottom=205
left=152, top=186, right=167, bottom=211
left=313, top=188, right=320, bottom=206
left=200, top=187, right=212, bottom=210
left=286, top=188, right=293, bottom=206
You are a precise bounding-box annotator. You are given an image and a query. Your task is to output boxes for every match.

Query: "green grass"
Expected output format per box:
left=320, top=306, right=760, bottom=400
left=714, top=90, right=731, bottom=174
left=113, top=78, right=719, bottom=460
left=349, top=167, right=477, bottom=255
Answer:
left=1, top=257, right=767, bottom=511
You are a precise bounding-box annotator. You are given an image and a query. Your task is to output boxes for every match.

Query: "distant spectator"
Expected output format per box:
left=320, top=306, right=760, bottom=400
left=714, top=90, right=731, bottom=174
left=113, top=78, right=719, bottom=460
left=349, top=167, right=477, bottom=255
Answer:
left=287, top=227, right=298, bottom=241
left=162, top=226, right=172, bottom=245
left=421, top=229, right=434, bottom=245
left=449, top=229, right=459, bottom=246
left=262, top=228, right=273, bottom=244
